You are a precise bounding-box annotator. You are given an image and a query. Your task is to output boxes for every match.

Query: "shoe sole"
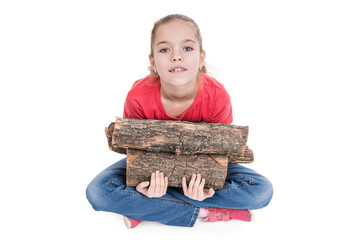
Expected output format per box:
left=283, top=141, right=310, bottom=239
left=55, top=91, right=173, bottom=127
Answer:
left=123, top=216, right=131, bottom=229
left=249, top=209, right=254, bottom=221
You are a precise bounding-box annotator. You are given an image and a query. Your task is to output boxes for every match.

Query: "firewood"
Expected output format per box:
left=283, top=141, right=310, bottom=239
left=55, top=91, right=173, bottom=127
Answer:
left=111, top=118, right=248, bottom=155
left=105, top=118, right=254, bottom=189
left=105, top=120, right=254, bottom=164
left=126, top=149, right=228, bottom=190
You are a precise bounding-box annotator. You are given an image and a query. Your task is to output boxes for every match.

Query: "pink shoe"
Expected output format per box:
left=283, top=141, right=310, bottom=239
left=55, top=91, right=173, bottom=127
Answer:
left=123, top=216, right=142, bottom=229
left=204, top=208, right=253, bottom=222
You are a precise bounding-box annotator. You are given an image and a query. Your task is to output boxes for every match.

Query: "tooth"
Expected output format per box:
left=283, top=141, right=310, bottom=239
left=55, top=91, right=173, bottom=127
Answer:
left=171, top=68, right=184, bottom=72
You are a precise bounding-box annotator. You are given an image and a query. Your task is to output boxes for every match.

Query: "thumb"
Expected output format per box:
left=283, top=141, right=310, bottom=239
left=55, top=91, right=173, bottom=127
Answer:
left=136, top=181, right=150, bottom=193
left=205, top=188, right=215, bottom=198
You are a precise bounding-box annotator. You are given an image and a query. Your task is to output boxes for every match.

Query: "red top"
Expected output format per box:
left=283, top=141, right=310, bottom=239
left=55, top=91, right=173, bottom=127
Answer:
left=123, top=72, right=233, bottom=124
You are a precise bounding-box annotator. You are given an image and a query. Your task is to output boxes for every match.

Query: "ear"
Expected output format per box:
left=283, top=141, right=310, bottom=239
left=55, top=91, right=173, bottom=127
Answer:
left=149, top=54, right=156, bottom=69
left=200, top=50, right=206, bottom=67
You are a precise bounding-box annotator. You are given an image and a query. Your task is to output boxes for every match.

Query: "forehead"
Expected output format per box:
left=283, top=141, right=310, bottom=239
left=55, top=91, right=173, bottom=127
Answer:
left=154, top=20, right=198, bottom=45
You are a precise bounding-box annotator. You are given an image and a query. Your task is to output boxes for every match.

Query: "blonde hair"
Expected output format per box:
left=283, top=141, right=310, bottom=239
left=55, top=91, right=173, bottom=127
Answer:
left=149, top=14, right=207, bottom=74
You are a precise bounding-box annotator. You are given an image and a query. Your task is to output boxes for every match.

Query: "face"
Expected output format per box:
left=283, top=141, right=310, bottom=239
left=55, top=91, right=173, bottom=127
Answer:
left=149, top=20, right=205, bottom=88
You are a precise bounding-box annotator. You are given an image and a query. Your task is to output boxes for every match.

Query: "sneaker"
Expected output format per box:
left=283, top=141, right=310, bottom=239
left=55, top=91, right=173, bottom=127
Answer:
left=123, top=216, right=142, bottom=229
left=204, top=208, right=253, bottom=223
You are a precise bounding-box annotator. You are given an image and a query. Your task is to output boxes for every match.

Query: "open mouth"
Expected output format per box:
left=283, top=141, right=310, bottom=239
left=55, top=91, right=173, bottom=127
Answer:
left=169, top=67, right=187, bottom=72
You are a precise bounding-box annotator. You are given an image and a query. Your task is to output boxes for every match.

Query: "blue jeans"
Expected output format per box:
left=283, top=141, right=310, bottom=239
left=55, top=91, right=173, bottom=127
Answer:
left=86, top=158, right=273, bottom=227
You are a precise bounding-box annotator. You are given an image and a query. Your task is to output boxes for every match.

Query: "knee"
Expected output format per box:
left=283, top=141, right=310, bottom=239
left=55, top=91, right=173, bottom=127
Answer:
left=86, top=174, right=118, bottom=212
left=252, top=176, right=273, bottom=209
left=86, top=159, right=129, bottom=212
left=86, top=177, right=104, bottom=211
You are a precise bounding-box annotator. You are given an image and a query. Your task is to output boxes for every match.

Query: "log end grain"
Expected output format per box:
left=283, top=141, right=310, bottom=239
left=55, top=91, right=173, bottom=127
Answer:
left=105, top=122, right=127, bottom=155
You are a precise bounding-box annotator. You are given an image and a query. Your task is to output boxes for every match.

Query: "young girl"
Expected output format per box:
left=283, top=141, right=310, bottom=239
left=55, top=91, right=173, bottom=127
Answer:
left=86, top=14, right=273, bottom=228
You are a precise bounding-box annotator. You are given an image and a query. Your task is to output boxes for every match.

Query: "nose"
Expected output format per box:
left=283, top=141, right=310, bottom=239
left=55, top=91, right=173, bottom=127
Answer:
left=171, top=51, right=182, bottom=62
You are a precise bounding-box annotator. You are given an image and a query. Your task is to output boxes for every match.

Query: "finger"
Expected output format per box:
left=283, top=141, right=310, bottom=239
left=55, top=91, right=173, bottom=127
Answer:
left=191, top=174, right=201, bottom=198
left=199, top=178, right=206, bottom=192
left=188, top=174, right=196, bottom=192
left=155, top=170, right=160, bottom=193
left=160, top=172, right=165, bottom=193
left=182, top=176, right=188, bottom=194
left=194, top=174, right=202, bottom=189
left=148, top=172, right=156, bottom=193
left=164, top=176, right=168, bottom=194
left=197, top=179, right=206, bottom=200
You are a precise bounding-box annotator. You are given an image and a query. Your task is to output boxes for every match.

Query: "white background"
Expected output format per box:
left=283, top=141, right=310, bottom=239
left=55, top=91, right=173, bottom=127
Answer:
left=1, top=0, right=359, bottom=239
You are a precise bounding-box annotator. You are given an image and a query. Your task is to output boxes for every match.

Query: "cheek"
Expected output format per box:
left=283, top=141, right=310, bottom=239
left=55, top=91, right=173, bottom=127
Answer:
left=156, top=60, right=168, bottom=73
left=153, top=56, right=166, bottom=69
left=189, top=56, right=201, bottom=69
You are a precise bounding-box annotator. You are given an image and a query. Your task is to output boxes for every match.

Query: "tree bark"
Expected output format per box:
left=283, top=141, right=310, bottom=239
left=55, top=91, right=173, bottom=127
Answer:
left=229, top=146, right=254, bottom=163
left=126, top=149, right=228, bottom=190
left=105, top=120, right=254, bottom=164
left=111, top=118, right=249, bottom=155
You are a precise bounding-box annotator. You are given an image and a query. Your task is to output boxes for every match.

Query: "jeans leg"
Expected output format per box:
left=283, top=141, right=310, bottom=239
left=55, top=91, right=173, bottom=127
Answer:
left=212, top=163, right=273, bottom=209
left=86, top=158, right=199, bottom=227
left=167, top=163, right=273, bottom=210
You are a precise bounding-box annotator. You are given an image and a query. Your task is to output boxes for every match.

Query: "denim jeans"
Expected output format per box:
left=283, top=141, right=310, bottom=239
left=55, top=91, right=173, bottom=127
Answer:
left=86, top=158, right=273, bottom=227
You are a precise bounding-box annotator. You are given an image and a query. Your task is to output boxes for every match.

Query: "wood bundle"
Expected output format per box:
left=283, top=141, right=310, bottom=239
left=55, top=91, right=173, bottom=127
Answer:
left=105, top=118, right=254, bottom=190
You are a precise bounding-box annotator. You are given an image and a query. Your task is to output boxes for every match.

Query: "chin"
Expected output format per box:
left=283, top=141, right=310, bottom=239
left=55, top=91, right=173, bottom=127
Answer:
left=161, top=73, right=197, bottom=87
left=167, top=78, right=194, bottom=87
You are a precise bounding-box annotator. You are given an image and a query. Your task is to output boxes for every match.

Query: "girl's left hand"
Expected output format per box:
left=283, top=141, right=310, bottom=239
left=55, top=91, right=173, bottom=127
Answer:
left=182, top=174, right=215, bottom=201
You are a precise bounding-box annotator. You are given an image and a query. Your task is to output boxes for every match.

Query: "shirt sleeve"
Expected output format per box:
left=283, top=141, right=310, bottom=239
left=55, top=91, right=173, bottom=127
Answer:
left=209, top=90, right=233, bottom=124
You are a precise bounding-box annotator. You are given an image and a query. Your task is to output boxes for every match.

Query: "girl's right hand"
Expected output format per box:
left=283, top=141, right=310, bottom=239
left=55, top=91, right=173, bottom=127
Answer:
left=136, top=170, right=168, bottom=198
left=182, top=173, right=215, bottom=201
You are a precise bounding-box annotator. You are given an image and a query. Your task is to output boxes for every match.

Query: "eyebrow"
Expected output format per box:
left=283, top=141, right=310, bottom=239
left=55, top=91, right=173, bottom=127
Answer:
left=156, top=39, right=196, bottom=46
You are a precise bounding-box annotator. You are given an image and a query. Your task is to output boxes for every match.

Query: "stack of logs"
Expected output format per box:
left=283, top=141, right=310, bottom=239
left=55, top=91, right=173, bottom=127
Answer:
left=105, top=118, right=254, bottom=190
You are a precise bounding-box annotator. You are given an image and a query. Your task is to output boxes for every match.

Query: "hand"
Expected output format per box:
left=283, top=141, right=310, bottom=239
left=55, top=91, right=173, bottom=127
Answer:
left=182, top=173, right=215, bottom=201
left=136, top=170, right=168, bottom=198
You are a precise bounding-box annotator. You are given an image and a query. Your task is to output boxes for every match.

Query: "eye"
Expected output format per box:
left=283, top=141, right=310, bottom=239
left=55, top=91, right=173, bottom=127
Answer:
left=160, top=48, right=170, bottom=53
left=184, top=47, right=193, bottom=51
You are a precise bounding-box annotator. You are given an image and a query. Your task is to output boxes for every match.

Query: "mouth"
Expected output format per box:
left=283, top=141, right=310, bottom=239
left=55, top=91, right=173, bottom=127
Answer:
left=169, top=66, right=187, bottom=73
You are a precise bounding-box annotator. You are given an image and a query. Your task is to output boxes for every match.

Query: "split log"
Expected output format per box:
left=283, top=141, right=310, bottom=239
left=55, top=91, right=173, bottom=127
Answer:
left=105, top=120, right=254, bottom=164
left=126, top=149, right=228, bottom=190
left=110, top=118, right=249, bottom=156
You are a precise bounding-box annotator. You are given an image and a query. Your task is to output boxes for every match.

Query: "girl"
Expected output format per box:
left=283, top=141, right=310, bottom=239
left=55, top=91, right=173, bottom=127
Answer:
left=86, top=14, right=273, bottom=228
